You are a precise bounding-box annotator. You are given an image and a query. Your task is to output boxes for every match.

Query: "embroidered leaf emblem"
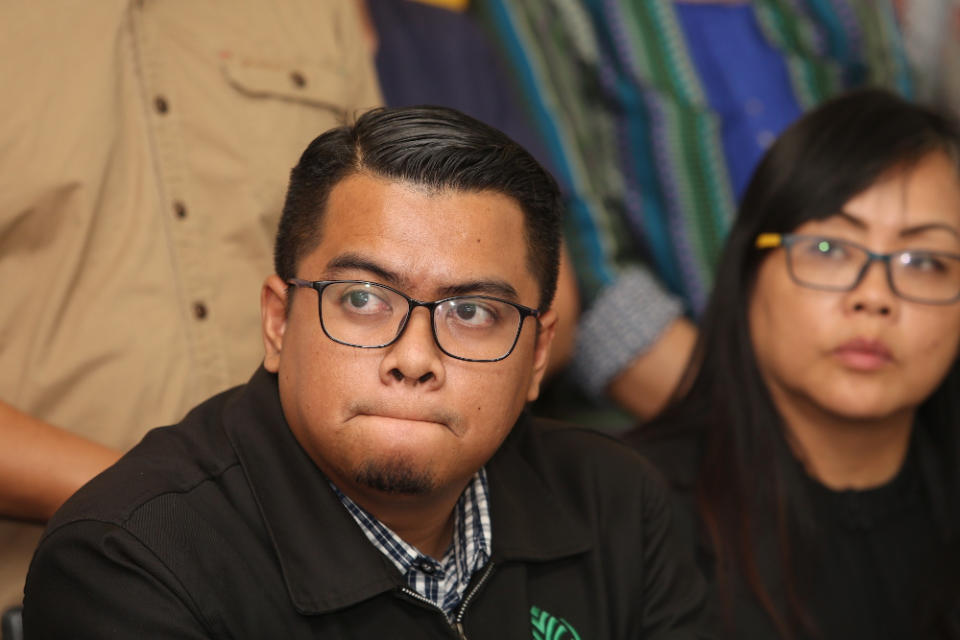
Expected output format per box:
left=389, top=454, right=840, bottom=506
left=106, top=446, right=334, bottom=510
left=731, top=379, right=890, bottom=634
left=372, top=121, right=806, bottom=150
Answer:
left=530, top=605, right=582, bottom=640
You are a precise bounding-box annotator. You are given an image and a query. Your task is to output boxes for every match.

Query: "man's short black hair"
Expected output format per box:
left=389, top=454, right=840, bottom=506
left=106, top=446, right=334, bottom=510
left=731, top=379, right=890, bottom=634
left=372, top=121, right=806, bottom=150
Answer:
left=275, top=105, right=563, bottom=310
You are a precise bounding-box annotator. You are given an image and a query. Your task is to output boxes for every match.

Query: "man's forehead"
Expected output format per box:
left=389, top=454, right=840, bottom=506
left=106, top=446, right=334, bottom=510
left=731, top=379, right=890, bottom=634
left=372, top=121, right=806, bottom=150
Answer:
left=320, top=175, right=520, bottom=233
left=302, top=174, right=539, bottom=301
left=324, top=172, right=521, bottom=214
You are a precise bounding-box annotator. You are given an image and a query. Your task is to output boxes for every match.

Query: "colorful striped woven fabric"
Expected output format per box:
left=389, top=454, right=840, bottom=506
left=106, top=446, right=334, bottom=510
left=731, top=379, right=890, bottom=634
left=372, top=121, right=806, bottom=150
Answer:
left=480, top=0, right=912, bottom=315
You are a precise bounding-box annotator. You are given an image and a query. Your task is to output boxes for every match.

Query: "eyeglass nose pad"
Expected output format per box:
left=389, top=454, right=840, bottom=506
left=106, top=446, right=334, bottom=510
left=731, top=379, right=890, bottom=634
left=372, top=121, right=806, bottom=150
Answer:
left=395, top=302, right=435, bottom=345
left=848, top=254, right=897, bottom=311
left=852, top=253, right=887, bottom=288
left=852, top=258, right=875, bottom=288
left=393, top=305, right=415, bottom=342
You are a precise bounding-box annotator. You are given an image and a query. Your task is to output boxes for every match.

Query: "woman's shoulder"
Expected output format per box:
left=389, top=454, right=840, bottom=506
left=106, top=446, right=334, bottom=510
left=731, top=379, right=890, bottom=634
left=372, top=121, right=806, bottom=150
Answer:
left=621, top=422, right=705, bottom=490
left=621, top=423, right=712, bottom=565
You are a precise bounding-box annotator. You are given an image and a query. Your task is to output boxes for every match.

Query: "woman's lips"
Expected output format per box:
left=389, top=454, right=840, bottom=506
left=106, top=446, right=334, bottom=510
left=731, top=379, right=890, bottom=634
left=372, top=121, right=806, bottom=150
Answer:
left=832, top=338, right=893, bottom=371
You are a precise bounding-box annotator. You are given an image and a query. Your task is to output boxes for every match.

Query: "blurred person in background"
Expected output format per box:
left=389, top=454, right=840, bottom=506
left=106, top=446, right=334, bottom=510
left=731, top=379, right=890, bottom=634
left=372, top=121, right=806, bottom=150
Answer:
left=480, top=0, right=912, bottom=429
left=360, top=0, right=581, bottom=376
left=0, top=0, right=379, bottom=612
left=628, top=89, right=960, bottom=638
left=897, top=0, right=960, bottom=115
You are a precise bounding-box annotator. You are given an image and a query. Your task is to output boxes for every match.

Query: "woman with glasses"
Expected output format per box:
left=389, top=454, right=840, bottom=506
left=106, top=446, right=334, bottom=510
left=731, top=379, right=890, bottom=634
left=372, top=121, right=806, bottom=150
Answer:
left=626, top=88, right=960, bottom=639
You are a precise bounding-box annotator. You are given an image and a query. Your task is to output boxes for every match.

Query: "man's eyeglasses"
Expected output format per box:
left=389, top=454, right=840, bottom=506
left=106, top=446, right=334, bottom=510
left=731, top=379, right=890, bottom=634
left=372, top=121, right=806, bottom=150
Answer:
left=286, top=279, right=541, bottom=362
left=755, top=233, right=960, bottom=304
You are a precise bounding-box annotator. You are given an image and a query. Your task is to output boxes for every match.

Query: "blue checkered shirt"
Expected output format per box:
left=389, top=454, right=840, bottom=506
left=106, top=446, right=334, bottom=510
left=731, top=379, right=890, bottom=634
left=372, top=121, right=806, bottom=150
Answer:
left=331, top=469, right=492, bottom=619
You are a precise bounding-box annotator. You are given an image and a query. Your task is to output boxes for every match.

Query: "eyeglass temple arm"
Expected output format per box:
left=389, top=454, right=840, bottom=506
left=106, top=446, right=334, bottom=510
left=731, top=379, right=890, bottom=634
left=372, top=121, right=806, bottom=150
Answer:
left=755, top=233, right=783, bottom=249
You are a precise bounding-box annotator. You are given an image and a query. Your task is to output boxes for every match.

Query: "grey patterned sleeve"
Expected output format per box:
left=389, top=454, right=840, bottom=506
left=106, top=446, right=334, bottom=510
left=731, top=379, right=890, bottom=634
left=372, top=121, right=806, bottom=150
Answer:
left=571, top=267, right=686, bottom=398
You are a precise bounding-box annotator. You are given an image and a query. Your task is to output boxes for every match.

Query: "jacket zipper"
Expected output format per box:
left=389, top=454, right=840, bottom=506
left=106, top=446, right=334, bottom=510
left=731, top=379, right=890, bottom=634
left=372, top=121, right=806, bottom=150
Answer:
left=453, top=562, right=496, bottom=639
left=399, top=587, right=466, bottom=639
left=399, top=561, right=496, bottom=640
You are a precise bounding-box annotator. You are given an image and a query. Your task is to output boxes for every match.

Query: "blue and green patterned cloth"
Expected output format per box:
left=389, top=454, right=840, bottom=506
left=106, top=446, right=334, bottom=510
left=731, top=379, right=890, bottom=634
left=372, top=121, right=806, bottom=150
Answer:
left=480, top=0, right=912, bottom=399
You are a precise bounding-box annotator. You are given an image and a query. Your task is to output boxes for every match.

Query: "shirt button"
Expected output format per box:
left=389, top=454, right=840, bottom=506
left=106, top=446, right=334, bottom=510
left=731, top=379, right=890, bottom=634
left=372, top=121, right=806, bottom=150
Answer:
left=173, top=201, right=187, bottom=219
left=154, top=96, right=169, bottom=114
left=193, top=302, right=208, bottom=320
left=745, top=97, right=764, bottom=116
left=290, top=71, right=306, bottom=88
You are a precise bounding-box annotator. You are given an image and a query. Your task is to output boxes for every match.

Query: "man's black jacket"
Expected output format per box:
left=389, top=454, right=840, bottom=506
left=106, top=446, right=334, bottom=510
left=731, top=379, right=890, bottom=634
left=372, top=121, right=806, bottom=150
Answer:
left=24, top=368, right=706, bottom=638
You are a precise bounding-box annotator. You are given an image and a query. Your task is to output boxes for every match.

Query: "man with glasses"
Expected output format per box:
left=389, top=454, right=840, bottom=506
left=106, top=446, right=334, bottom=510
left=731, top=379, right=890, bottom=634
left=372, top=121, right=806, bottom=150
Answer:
left=23, top=106, right=706, bottom=638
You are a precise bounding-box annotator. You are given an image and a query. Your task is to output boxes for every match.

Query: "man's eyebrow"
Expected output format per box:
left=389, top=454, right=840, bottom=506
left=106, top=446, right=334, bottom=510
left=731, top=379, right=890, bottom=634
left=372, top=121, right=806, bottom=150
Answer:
left=325, top=253, right=407, bottom=288
left=437, top=280, right=520, bottom=301
left=325, top=253, right=522, bottom=300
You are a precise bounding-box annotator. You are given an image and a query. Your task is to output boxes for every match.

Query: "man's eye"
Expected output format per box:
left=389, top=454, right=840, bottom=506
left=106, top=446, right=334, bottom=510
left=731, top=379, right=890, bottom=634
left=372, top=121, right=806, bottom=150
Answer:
left=347, top=291, right=370, bottom=308
left=340, top=289, right=390, bottom=314
left=450, top=301, right=497, bottom=327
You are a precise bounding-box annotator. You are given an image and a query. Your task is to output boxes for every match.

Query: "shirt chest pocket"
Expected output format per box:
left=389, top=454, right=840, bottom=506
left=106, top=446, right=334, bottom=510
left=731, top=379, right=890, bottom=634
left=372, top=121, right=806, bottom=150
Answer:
left=220, top=55, right=351, bottom=116
left=207, top=54, right=362, bottom=225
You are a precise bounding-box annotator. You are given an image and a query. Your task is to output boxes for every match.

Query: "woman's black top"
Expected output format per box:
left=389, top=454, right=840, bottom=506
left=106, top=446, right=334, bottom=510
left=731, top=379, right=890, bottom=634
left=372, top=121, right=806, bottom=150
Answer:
left=629, top=426, right=959, bottom=639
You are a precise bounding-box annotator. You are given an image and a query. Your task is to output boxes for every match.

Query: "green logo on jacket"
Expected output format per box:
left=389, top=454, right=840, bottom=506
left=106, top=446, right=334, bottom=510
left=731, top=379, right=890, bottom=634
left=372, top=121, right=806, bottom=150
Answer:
left=530, top=606, right=581, bottom=640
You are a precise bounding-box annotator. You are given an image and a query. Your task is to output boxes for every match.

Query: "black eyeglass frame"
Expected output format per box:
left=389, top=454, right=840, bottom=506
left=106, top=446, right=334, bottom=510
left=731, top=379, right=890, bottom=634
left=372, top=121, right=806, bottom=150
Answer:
left=755, top=232, right=960, bottom=304
left=286, top=278, right=542, bottom=362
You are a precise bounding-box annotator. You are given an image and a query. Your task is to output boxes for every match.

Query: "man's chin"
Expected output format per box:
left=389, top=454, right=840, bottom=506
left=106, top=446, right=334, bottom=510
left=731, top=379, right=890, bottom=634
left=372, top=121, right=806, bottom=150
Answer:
left=354, top=459, right=436, bottom=496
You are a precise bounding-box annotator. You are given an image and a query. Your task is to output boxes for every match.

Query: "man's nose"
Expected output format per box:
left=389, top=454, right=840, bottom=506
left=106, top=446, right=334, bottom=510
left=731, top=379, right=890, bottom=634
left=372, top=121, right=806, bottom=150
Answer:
left=378, top=307, right=446, bottom=386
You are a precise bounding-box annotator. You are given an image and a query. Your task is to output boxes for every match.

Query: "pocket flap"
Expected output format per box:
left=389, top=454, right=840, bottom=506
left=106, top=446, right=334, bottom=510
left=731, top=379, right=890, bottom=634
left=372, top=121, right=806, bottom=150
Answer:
left=220, top=54, right=348, bottom=113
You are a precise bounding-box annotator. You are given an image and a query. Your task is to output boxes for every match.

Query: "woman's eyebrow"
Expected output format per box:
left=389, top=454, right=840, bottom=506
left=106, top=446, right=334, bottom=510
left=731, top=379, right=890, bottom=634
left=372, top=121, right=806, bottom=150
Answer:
left=834, top=211, right=959, bottom=239
left=898, top=222, right=960, bottom=239
left=834, top=210, right=868, bottom=229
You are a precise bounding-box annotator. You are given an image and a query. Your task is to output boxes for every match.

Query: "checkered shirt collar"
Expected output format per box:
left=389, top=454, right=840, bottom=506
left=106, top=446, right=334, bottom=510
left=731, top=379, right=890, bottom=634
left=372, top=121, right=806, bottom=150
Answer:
left=331, top=468, right=492, bottom=618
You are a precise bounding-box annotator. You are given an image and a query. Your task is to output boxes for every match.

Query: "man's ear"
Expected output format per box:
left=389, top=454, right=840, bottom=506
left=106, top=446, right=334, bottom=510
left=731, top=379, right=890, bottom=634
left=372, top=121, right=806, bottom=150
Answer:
left=261, top=275, right=289, bottom=373
left=526, top=309, right=557, bottom=403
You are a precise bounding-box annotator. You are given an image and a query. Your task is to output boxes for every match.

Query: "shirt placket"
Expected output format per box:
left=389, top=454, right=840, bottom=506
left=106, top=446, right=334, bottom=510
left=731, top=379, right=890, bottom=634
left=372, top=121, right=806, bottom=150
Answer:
left=130, top=1, right=228, bottom=396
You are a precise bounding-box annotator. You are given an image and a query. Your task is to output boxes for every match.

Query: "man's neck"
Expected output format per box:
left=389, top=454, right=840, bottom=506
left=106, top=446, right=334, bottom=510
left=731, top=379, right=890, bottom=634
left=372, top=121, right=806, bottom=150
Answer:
left=340, top=480, right=468, bottom=559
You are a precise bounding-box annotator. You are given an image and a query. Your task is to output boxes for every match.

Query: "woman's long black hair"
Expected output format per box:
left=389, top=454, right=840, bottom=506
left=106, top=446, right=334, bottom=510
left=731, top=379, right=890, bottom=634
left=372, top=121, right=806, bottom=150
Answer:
left=644, top=88, right=960, bottom=638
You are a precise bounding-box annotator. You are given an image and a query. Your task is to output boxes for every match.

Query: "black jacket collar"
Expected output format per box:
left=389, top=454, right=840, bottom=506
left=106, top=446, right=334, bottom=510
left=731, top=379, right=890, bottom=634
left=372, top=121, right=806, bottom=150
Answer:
left=222, top=368, right=591, bottom=615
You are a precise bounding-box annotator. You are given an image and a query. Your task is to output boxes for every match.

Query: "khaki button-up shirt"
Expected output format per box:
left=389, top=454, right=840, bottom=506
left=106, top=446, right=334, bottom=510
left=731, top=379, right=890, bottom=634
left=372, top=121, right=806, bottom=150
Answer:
left=0, top=0, right=380, bottom=607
